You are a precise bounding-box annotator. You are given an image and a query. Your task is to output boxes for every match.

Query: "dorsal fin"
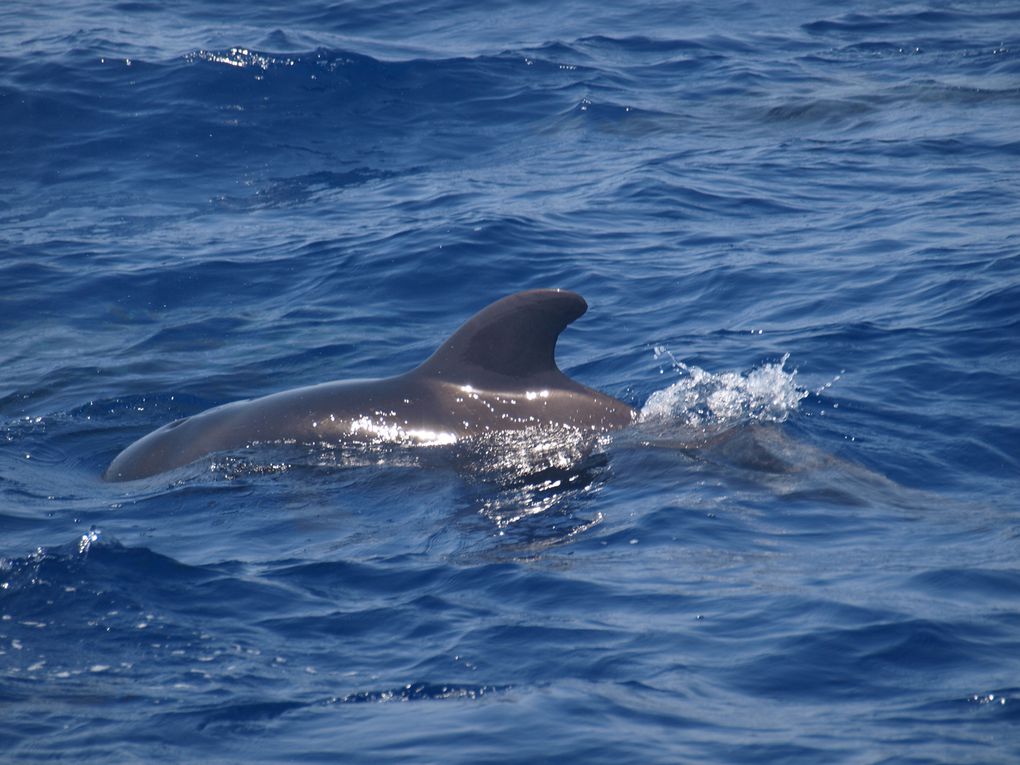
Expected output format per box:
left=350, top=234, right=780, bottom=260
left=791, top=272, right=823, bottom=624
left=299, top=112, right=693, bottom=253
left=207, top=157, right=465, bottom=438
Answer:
left=414, top=289, right=588, bottom=383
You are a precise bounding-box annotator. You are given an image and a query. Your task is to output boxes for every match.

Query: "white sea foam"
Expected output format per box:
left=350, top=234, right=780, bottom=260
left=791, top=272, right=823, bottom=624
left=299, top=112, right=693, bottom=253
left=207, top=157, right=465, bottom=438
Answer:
left=640, top=347, right=807, bottom=428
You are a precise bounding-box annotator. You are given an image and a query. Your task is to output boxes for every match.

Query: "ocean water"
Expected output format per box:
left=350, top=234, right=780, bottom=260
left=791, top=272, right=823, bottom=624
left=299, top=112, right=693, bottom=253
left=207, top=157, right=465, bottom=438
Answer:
left=2, top=0, right=1019, bottom=762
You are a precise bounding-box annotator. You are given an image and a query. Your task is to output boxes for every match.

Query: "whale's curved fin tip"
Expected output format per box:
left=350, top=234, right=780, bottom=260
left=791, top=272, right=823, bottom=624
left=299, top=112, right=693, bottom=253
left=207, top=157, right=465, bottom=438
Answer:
left=416, top=289, right=588, bottom=382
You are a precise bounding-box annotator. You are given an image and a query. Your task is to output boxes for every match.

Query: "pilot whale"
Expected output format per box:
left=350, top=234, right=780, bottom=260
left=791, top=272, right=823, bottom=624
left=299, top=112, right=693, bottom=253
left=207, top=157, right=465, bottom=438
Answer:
left=104, top=289, right=636, bottom=481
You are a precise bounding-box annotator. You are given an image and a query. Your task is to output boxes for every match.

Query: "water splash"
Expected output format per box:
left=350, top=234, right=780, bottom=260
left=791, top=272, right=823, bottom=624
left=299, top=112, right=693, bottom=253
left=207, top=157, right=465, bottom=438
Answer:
left=186, top=48, right=295, bottom=70
left=640, top=347, right=807, bottom=428
left=78, top=527, right=101, bottom=555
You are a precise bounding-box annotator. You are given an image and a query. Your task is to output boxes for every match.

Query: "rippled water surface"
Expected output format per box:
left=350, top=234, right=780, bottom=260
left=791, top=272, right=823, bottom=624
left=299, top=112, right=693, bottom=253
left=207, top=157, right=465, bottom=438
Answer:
left=2, top=1, right=1019, bottom=762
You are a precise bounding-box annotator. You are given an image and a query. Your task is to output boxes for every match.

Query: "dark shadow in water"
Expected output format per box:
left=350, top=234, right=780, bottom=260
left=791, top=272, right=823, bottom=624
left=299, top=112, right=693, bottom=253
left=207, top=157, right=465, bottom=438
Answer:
left=621, top=420, right=939, bottom=512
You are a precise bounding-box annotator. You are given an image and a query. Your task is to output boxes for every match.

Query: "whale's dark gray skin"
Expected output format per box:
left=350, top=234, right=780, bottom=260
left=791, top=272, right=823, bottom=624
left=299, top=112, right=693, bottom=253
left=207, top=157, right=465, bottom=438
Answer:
left=104, top=289, right=636, bottom=481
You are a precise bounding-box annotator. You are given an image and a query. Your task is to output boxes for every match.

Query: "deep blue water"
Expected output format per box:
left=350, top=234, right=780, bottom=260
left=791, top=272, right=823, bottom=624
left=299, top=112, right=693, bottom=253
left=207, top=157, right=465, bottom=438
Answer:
left=2, top=0, right=1019, bottom=762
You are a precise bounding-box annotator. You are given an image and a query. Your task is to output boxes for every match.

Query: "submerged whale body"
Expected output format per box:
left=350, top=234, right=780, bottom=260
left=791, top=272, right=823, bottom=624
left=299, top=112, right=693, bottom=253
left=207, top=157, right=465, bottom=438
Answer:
left=104, top=289, right=636, bottom=481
